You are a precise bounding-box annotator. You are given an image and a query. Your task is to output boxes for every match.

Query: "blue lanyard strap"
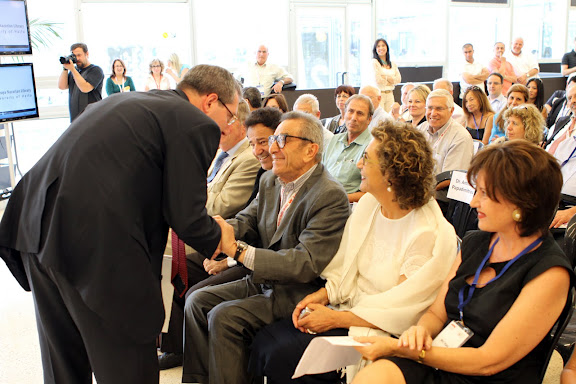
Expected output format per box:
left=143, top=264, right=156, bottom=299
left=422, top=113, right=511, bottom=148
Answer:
left=457, top=236, right=543, bottom=323
left=561, top=145, right=576, bottom=167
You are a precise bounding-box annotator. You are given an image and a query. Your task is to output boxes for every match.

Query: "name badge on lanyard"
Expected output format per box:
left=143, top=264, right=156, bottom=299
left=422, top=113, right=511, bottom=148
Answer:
left=432, top=236, right=543, bottom=348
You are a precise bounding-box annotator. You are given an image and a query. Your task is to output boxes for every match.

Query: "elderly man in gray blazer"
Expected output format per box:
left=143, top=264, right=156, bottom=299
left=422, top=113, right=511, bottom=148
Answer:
left=181, top=111, right=350, bottom=384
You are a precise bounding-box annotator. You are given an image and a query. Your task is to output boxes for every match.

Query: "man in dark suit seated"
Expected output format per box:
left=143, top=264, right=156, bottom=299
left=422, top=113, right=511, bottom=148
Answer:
left=181, top=111, right=351, bottom=384
left=545, top=76, right=576, bottom=132
left=157, top=106, right=283, bottom=370
left=0, top=64, right=241, bottom=384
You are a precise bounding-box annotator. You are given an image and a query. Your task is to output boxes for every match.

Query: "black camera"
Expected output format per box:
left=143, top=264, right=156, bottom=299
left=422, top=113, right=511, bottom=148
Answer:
left=59, top=53, right=77, bottom=65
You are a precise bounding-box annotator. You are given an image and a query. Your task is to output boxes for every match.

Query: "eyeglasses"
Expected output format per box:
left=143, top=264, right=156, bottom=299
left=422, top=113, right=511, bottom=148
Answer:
left=467, top=85, right=483, bottom=92
left=268, top=134, right=313, bottom=149
left=425, top=106, right=449, bottom=112
left=218, top=99, right=239, bottom=126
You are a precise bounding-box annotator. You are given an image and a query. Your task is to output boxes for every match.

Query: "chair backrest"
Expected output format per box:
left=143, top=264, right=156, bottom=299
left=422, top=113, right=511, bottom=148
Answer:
left=435, top=170, right=478, bottom=239
left=538, top=286, right=575, bottom=381
left=564, top=214, right=576, bottom=267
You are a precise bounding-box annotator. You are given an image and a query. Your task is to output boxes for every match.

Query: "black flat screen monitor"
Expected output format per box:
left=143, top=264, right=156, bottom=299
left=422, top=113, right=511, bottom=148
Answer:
left=0, top=63, right=39, bottom=122
left=0, top=0, right=33, bottom=55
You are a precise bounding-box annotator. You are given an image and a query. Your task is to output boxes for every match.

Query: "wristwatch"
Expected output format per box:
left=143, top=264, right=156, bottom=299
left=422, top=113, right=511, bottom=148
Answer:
left=234, top=240, right=248, bottom=261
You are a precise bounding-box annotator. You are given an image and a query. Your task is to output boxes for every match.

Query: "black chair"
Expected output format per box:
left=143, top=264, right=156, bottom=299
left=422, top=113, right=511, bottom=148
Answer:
left=435, top=170, right=478, bottom=239
left=539, top=287, right=575, bottom=381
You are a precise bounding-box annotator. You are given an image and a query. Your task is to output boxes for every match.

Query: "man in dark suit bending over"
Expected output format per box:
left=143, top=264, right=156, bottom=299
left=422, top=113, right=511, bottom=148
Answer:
left=0, top=64, right=241, bottom=384
left=182, top=111, right=351, bottom=384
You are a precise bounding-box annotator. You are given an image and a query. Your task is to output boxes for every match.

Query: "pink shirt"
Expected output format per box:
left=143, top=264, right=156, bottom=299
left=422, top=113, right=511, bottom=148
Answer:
left=487, top=57, right=515, bottom=96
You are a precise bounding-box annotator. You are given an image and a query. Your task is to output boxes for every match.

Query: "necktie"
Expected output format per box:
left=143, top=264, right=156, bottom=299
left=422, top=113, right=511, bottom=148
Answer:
left=171, top=230, right=188, bottom=297
left=207, top=151, right=229, bottom=183
left=549, top=118, right=576, bottom=156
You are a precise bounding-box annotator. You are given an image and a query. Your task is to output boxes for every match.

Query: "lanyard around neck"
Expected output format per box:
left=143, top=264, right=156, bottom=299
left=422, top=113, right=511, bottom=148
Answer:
left=457, top=236, right=543, bottom=324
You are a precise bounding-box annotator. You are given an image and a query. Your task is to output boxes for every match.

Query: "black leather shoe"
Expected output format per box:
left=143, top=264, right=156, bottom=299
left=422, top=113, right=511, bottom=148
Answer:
left=158, top=352, right=183, bottom=370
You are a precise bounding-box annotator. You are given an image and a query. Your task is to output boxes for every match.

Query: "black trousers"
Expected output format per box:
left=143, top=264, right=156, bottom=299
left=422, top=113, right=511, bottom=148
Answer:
left=159, top=252, right=250, bottom=354
left=21, top=252, right=158, bottom=384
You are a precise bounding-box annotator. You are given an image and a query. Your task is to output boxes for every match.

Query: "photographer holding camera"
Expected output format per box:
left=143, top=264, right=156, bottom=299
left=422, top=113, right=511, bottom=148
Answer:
left=58, top=43, right=104, bottom=121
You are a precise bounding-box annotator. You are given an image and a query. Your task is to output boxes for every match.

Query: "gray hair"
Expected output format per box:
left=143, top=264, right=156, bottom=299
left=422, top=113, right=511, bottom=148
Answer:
left=294, top=94, right=320, bottom=116
left=401, top=82, right=415, bottom=93
left=427, top=89, right=454, bottom=109
left=345, top=94, right=374, bottom=117
left=178, top=64, right=241, bottom=104
left=237, top=99, right=250, bottom=125
left=433, top=78, right=454, bottom=92
left=281, top=111, right=324, bottom=162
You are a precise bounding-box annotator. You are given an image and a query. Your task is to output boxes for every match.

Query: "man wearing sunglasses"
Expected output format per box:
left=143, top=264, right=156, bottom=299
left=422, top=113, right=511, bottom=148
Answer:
left=182, top=111, right=350, bottom=384
left=0, top=64, right=241, bottom=384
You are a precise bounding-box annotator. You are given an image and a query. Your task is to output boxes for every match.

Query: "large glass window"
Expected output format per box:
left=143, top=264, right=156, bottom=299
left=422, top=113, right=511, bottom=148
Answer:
left=81, top=2, right=191, bottom=92
left=193, top=0, right=289, bottom=77
left=446, top=4, right=510, bottom=80
left=512, top=0, right=566, bottom=60
left=375, top=0, right=447, bottom=65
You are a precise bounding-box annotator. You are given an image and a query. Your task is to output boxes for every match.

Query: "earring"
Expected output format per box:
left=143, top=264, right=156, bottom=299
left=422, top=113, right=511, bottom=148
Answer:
left=386, top=182, right=392, bottom=193
left=512, top=209, right=522, bottom=222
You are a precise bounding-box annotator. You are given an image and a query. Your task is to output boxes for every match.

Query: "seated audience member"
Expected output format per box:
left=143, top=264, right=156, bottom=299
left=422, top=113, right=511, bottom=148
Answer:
left=391, top=82, right=415, bottom=121
left=158, top=100, right=262, bottom=369
left=324, top=85, right=356, bottom=134
left=105, top=59, right=135, bottom=96
left=486, top=73, right=507, bottom=113
left=562, top=37, right=576, bottom=78
left=293, top=93, right=334, bottom=146
left=165, top=53, right=190, bottom=85
left=462, top=86, right=495, bottom=144
left=493, top=104, right=544, bottom=145
left=243, top=86, right=263, bottom=111
left=548, top=84, right=576, bottom=229
left=545, top=77, right=576, bottom=130
left=508, top=37, right=540, bottom=85
left=263, top=93, right=289, bottom=113
left=526, top=78, right=547, bottom=120
left=433, top=78, right=464, bottom=123
left=181, top=112, right=350, bottom=384
left=490, top=84, right=529, bottom=143
left=406, top=84, right=431, bottom=128
left=236, top=44, right=293, bottom=97
left=323, top=94, right=373, bottom=203
left=546, top=82, right=576, bottom=150
left=487, top=42, right=516, bottom=96
left=459, top=43, right=490, bottom=101
left=352, top=141, right=572, bottom=384
left=359, top=85, right=393, bottom=130
left=418, top=89, right=474, bottom=211
left=144, top=58, right=171, bottom=91
left=249, top=121, right=458, bottom=384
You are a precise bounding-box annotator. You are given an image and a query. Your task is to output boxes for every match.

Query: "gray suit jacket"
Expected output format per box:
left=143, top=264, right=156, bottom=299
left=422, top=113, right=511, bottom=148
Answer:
left=228, top=164, right=350, bottom=316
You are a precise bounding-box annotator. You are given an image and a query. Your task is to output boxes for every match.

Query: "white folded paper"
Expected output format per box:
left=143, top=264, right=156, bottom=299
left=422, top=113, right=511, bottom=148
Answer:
left=292, top=336, right=368, bottom=379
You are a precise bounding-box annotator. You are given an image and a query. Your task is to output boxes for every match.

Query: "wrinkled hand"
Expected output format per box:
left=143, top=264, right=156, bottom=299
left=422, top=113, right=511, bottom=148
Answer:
left=296, top=303, right=337, bottom=334
left=203, top=258, right=229, bottom=275
left=272, top=82, right=284, bottom=94
left=550, top=208, right=576, bottom=229
left=353, top=336, right=396, bottom=362
left=212, top=215, right=237, bottom=257
left=292, top=288, right=329, bottom=329
left=397, top=325, right=433, bottom=352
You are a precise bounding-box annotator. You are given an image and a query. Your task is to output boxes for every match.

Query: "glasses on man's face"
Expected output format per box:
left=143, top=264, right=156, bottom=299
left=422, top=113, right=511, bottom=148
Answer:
left=268, top=134, right=313, bottom=149
left=426, top=106, right=449, bottom=112
left=218, top=99, right=239, bottom=126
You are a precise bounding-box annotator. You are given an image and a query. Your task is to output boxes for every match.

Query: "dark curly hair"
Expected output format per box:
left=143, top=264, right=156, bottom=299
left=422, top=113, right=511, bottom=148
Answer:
left=467, top=140, right=562, bottom=237
left=371, top=121, right=435, bottom=210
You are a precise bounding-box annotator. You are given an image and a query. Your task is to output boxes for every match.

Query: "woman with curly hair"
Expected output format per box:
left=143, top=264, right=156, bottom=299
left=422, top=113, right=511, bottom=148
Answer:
left=496, top=104, right=545, bottom=145
left=489, top=84, right=529, bottom=142
left=249, top=121, right=458, bottom=384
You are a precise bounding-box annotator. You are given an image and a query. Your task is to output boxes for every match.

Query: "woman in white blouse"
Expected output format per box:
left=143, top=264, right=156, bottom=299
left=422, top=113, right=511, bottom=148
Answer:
left=371, top=38, right=402, bottom=113
left=249, top=121, right=458, bottom=384
left=144, top=58, right=171, bottom=91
